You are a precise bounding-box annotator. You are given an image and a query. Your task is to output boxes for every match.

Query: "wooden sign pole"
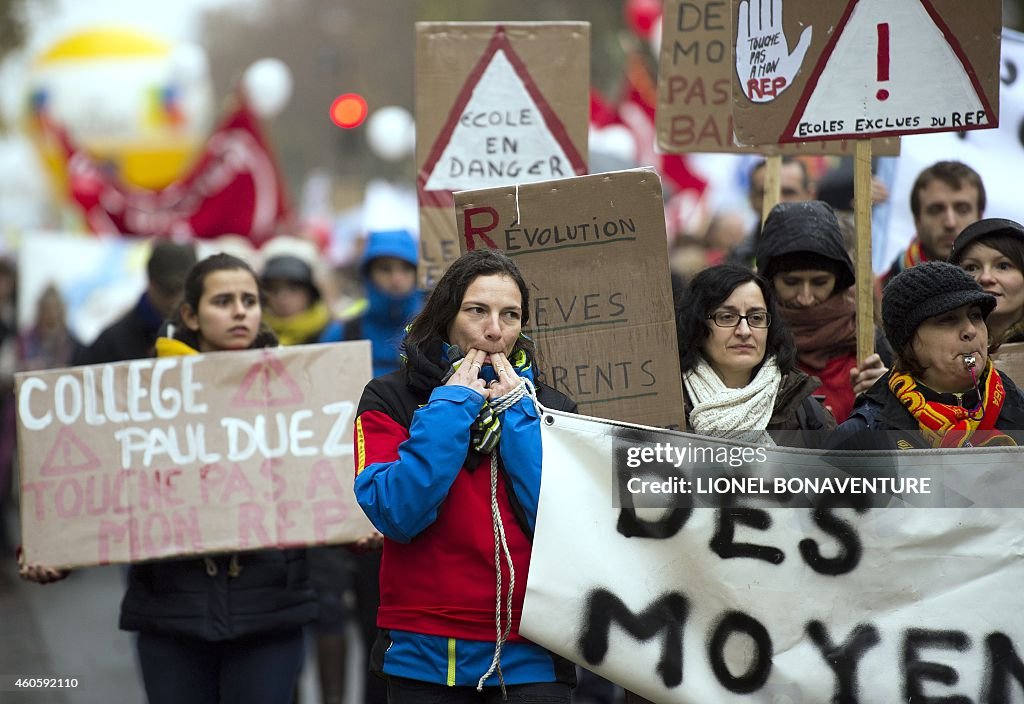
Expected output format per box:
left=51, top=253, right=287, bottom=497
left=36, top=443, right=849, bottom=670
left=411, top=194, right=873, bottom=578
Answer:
left=854, top=140, right=874, bottom=363
left=761, top=154, right=782, bottom=226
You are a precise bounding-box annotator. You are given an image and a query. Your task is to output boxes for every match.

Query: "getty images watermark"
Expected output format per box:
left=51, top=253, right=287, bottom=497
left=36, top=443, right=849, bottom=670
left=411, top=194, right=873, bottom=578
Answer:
left=624, top=442, right=930, bottom=498
left=611, top=432, right=1024, bottom=509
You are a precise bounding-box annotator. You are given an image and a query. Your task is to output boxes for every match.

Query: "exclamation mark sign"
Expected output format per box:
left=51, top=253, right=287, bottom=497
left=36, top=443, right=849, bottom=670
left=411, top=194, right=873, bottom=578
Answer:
left=876, top=22, right=890, bottom=101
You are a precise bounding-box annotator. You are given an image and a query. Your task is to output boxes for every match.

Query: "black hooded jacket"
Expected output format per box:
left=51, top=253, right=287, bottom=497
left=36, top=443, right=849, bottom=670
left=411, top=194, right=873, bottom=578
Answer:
left=755, top=200, right=855, bottom=290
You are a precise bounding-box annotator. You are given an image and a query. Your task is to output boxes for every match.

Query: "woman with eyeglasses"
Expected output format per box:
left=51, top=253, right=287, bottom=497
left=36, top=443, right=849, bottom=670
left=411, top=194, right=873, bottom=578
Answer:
left=676, top=264, right=835, bottom=447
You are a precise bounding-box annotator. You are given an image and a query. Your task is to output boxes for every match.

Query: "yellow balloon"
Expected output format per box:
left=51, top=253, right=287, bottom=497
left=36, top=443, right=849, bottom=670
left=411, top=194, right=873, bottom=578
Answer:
left=24, top=26, right=213, bottom=195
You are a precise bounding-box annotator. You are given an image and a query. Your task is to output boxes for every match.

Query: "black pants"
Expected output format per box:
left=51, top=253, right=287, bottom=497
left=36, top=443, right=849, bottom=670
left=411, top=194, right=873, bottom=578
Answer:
left=136, top=628, right=304, bottom=704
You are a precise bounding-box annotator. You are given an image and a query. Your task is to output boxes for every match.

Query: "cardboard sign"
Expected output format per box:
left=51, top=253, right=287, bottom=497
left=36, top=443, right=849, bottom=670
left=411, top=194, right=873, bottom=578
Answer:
left=656, top=0, right=899, bottom=155
left=455, top=169, right=685, bottom=430
left=730, top=0, right=1001, bottom=145
left=877, top=29, right=1024, bottom=272
left=416, top=22, right=589, bottom=288
left=994, top=341, right=1024, bottom=383
left=521, top=409, right=1024, bottom=702
left=16, top=342, right=374, bottom=569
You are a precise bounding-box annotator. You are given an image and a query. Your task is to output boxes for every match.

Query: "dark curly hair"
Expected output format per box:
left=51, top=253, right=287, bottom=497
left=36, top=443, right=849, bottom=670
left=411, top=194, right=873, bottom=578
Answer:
left=405, top=248, right=535, bottom=362
left=677, top=264, right=796, bottom=377
left=168, top=253, right=278, bottom=350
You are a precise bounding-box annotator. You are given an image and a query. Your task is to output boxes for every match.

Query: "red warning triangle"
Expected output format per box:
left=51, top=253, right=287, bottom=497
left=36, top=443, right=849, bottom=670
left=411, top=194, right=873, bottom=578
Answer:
left=418, top=25, right=586, bottom=208
left=779, top=0, right=996, bottom=143
left=232, top=353, right=305, bottom=408
left=40, top=426, right=102, bottom=476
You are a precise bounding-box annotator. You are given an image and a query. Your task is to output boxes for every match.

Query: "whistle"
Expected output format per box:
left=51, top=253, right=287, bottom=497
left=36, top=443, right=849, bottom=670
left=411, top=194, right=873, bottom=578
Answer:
left=963, top=354, right=977, bottom=370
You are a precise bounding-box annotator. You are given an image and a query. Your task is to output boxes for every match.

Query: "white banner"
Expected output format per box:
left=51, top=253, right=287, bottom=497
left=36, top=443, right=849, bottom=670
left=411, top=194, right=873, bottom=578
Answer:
left=521, top=409, right=1024, bottom=703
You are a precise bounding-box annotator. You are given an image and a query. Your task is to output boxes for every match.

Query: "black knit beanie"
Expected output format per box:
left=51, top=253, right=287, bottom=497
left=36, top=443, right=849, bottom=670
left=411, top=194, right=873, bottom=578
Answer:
left=948, top=217, right=1024, bottom=265
left=882, top=261, right=996, bottom=353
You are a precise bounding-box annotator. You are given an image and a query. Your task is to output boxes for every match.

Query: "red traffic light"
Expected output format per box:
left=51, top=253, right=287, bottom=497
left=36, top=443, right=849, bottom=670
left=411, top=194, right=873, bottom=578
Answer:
left=330, top=93, right=368, bottom=128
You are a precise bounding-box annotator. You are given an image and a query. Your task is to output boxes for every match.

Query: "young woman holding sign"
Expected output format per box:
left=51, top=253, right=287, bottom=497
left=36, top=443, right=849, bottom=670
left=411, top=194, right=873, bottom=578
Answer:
left=21, top=253, right=316, bottom=704
left=353, top=249, right=579, bottom=703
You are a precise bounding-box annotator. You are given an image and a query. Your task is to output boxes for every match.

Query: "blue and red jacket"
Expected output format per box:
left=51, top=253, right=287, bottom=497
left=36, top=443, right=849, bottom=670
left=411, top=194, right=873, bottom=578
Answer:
left=353, top=338, right=576, bottom=687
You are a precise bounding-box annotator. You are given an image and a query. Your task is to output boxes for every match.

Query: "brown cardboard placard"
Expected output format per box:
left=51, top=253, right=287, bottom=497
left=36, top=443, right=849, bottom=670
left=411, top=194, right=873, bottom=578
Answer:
left=454, top=168, right=685, bottom=430
left=16, top=342, right=374, bottom=569
left=994, top=341, right=1024, bottom=383
left=416, top=22, right=589, bottom=288
left=730, top=0, right=1001, bottom=145
left=656, top=0, right=900, bottom=154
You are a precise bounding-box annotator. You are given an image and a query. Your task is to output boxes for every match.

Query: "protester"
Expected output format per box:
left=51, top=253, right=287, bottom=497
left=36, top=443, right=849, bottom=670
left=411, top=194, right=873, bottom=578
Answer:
left=829, top=262, right=1024, bottom=449
left=676, top=263, right=834, bottom=447
left=878, top=160, right=984, bottom=289
left=730, top=156, right=817, bottom=267
left=702, top=210, right=748, bottom=265
left=948, top=217, right=1024, bottom=348
left=755, top=200, right=890, bottom=422
left=257, top=250, right=355, bottom=704
left=21, top=253, right=317, bottom=704
left=634, top=263, right=833, bottom=704
left=261, top=253, right=332, bottom=345
left=74, top=239, right=197, bottom=365
left=353, top=248, right=577, bottom=701
left=18, top=284, right=83, bottom=372
left=320, top=228, right=422, bottom=377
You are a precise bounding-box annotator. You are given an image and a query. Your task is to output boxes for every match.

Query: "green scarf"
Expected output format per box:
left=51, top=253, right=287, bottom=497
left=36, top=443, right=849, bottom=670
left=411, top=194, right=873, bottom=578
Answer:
left=470, top=348, right=532, bottom=455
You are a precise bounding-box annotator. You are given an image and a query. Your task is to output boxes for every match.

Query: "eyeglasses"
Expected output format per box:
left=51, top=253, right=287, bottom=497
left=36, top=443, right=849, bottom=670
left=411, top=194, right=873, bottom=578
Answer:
left=706, top=311, right=771, bottom=328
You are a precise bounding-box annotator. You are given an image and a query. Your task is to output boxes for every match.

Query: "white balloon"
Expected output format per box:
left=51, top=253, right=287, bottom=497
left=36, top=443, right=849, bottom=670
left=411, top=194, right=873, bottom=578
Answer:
left=243, top=58, right=293, bottom=118
left=169, top=44, right=209, bottom=85
left=366, top=106, right=415, bottom=161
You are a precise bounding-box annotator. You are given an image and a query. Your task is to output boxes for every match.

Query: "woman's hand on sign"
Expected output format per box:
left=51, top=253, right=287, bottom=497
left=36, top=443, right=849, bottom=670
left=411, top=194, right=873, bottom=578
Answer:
left=851, top=353, right=887, bottom=396
left=445, top=348, right=488, bottom=395
left=17, top=547, right=69, bottom=584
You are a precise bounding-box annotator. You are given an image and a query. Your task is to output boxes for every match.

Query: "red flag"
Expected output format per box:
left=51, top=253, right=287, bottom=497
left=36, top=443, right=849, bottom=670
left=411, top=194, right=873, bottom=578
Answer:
left=61, top=99, right=291, bottom=245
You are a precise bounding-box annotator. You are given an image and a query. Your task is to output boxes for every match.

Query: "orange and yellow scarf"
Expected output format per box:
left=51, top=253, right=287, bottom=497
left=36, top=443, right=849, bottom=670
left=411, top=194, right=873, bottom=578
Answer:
left=900, top=238, right=928, bottom=270
left=888, top=361, right=1017, bottom=448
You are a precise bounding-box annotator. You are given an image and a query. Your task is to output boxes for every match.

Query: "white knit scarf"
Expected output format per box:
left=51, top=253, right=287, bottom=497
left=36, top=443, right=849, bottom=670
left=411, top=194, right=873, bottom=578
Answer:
left=683, top=355, right=782, bottom=446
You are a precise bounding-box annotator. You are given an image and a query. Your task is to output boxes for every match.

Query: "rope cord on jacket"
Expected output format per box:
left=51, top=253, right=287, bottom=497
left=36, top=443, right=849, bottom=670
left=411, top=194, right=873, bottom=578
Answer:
left=477, top=377, right=533, bottom=696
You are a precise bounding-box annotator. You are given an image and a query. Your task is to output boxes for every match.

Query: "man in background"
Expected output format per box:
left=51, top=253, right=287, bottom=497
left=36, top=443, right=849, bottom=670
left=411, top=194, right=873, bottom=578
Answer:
left=74, top=240, right=197, bottom=365
left=730, top=156, right=817, bottom=267
left=878, top=160, right=985, bottom=289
